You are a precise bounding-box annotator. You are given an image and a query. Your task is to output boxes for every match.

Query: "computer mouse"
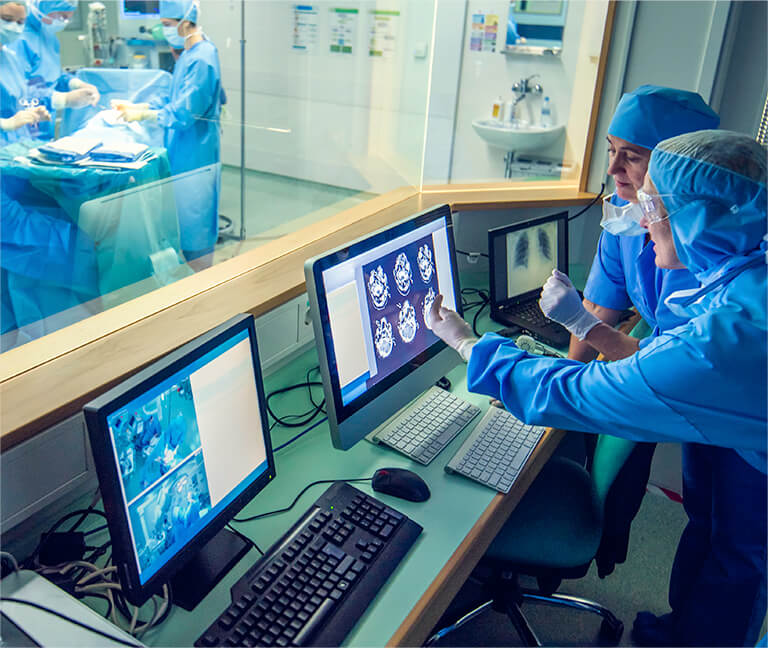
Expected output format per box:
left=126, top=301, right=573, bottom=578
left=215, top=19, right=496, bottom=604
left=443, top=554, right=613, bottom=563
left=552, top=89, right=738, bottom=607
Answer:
left=371, top=468, right=431, bottom=502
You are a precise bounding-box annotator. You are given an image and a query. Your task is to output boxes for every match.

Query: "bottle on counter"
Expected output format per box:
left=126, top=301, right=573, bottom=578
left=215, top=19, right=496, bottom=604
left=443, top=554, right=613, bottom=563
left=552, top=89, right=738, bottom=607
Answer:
left=540, top=96, right=553, bottom=128
left=492, top=96, right=504, bottom=121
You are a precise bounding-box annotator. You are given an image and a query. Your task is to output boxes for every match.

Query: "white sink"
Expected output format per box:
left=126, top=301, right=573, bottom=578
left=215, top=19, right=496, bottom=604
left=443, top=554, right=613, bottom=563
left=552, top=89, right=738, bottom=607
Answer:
left=472, top=119, right=565, bottom=152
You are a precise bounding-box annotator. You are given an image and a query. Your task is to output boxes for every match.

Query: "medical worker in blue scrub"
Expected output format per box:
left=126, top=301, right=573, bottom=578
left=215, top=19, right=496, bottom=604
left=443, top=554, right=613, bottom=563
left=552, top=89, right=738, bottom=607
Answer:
left=567, top=86, right=720, bottom=579
left=116, top=0, right=222, bottom=269
left=1, top=2, right=97, bottom=347
left=0, top=0, right=51, bottom=143
left=430, top=130, right=767, bottom=647
left=12, top=0, right=99, bottom=139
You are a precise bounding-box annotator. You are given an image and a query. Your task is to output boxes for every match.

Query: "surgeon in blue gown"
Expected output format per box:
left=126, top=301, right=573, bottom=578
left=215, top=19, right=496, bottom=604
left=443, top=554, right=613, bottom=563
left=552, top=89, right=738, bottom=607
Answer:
left=0, top=0, right=51, bottom=143
left=568, top=85, right=720, bottom=578
left=11, top=0, right=99, bottom=140
left=430, top=130, right=767, bottom=647
left=116, top=0, right=222, bottom=269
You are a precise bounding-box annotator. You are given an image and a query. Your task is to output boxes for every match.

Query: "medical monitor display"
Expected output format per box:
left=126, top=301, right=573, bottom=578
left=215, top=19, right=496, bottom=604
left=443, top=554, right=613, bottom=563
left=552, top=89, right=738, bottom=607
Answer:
left=505, top=218, right=558, bottom=297
left=489, top=211, right=568, bottom=305
left=84, top=314, right=275, bottom=605
left=122, top=0, right=159, bottom=18
left=306, top=204, right=461, bottom=449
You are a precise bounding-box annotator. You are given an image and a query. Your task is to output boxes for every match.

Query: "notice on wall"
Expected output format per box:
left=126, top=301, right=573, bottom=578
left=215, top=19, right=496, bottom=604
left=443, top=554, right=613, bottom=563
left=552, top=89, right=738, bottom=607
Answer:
left=329, top=7, right=358, bottom=54
left=292, top=4, right=319, bottom=51
left=469, top=12, right=499, bottom=52
left=368, top=9, right=399, bottom=58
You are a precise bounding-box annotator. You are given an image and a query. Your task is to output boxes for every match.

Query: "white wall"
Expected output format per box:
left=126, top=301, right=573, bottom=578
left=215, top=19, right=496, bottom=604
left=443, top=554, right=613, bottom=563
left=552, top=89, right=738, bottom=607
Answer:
left=203, top=0, right=448, bottom=193
left=450, top=0, right=609, bottom=182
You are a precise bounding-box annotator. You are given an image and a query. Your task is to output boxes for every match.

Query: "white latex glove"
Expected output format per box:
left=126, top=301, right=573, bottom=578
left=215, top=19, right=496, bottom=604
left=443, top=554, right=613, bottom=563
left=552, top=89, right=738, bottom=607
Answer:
left=53, top=88, right=99, bottom=109
left=118, top=108, right=158, bottom=123
left=0, top=107, right=49, bottom=131
left=429, top=294, right=479, bottom=363
left=110, top=99, right=150, bottom=111
left=538, top=269, right=600, bottom=340
left=69, top=78, right=100, bottom=104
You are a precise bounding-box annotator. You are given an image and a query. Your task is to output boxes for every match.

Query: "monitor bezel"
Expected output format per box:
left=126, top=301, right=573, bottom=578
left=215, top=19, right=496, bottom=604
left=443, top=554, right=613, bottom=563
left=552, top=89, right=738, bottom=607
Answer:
left=84, top=314, right=275, bottom=606
left=488, top=210, right=569, bottom=309
left=307, top=204, right=462, bottom=433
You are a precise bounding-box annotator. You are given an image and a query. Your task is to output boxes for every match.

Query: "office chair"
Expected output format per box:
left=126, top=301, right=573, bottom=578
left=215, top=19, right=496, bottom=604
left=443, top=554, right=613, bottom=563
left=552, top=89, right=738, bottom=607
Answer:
left=426, top=433, right=637, bottom=647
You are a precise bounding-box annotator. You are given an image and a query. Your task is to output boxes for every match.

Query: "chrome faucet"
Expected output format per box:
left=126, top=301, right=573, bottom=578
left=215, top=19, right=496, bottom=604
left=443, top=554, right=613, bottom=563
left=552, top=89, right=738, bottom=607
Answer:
left=511, top=74, right=543, bottom=104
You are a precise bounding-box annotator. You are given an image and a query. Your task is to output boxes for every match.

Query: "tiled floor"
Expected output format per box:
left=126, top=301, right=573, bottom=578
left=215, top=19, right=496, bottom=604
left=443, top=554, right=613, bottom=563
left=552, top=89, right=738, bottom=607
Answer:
left=214, top=165, right=377, bottom=263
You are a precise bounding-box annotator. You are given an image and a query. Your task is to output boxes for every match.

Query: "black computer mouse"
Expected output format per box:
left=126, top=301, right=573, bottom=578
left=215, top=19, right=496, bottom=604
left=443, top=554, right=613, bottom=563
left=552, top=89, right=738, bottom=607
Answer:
left=371, top=468, right=431, bottom=502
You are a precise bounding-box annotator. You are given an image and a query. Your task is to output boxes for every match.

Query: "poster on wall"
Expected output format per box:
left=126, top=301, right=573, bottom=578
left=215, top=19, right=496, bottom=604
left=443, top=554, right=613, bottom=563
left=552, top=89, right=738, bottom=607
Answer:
left=469, top=12, right=498, bottom=52
left=329, top=7, right=358, bottom=54
left=292, top=4, right=319, bottom=51
left=362, top=235, right=440, bottom=377
left=368, top=9, right=399, bottom=58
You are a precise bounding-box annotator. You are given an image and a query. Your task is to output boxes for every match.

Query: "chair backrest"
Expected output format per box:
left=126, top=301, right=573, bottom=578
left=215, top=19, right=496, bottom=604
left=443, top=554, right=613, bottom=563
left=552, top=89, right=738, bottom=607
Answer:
left=591, top=435, right=638, bottom=506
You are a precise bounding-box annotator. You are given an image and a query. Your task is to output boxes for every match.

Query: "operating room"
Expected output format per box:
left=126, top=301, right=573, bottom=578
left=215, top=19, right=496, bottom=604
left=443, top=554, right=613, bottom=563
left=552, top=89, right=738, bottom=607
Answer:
left=1, top=0, right=766, bottom=645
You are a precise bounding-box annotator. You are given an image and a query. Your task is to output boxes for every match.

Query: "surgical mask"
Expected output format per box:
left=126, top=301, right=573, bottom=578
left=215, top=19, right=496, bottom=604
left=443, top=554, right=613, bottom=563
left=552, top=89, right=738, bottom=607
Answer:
left=0, top=21, right=24, bottom=45
left=162, top=25, right=185, bottom=48
left=46, top=17, right=70, bottom=32
left=600, top=193, right=647, bottom=236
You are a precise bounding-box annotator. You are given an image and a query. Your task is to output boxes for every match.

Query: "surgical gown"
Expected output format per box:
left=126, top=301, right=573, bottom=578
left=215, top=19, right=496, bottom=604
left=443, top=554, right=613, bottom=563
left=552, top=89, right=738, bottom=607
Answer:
left=11, top=11, right=69, bottom=140
left=0, top=46, right=38, bottom=145
left=467, top=147, right=767, bottom=646
left=0, top=190, right=98, bottom=344
left=154, top=38, right=221, bottom=256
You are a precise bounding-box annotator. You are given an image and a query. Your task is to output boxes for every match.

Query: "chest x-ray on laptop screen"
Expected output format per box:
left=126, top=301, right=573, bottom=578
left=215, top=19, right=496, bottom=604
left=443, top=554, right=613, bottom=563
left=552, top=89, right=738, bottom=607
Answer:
left=488, top=211, right=570, bottom=346
left=305, top=204, right=462, bottom=450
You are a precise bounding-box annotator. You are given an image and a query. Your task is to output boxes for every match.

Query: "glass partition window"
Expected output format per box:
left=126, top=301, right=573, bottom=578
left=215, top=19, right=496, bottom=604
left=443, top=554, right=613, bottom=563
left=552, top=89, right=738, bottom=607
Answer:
left=0, top=0, right=609, bottom=354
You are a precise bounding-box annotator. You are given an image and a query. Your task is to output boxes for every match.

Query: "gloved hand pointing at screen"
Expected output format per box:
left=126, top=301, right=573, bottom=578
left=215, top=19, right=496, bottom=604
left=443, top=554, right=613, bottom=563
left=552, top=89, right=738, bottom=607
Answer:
left=429, top=294, right=478, bottom=362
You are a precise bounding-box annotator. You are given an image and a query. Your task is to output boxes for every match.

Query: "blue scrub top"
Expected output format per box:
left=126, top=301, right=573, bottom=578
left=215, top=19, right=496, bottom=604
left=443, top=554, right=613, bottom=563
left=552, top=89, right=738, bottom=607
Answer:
left=0, top=46, right=36, bottom=145
left=154, top=38, right=222, bottom=252
left=584, top=196, right=700, bottom=336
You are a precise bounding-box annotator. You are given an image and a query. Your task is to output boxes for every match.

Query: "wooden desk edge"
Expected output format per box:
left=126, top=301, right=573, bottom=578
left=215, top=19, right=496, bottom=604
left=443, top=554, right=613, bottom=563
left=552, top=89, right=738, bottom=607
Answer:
left=388, top=427, right=567, bottom=646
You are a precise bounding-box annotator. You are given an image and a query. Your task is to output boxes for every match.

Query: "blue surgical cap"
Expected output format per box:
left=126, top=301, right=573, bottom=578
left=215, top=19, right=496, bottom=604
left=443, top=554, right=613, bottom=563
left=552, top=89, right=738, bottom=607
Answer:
left=159, top=0, right=198, bottom=22
left=607, top=85, right=720, bottom=150
left=649, top=130, right=766, bottom=277
left=38, top=0, right=77, bottom=13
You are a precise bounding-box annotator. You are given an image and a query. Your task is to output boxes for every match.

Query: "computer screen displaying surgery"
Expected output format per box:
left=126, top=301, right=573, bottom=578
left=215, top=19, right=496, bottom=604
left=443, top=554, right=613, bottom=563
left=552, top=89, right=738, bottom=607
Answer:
left=319, top=214, right=457, bottom=408
left=103, top=328, right=269, bottom=584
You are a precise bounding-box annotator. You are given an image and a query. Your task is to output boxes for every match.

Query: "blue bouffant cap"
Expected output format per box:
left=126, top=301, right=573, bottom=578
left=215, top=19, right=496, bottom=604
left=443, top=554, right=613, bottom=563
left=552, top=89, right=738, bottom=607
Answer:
left=38, top=0, right=77, bottom=13
left=159, top=0, right=198, bottom=22
left=607, top=85, right=720, bottom=150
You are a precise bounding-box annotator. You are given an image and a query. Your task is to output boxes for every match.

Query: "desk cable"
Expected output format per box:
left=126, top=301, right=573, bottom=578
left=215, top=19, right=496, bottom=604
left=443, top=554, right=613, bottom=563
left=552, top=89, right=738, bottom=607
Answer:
left=231, top=477, right=374, bottom=525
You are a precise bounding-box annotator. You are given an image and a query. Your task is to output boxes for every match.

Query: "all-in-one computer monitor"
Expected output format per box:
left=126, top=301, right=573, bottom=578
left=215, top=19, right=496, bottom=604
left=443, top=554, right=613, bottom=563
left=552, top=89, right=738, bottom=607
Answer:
left=305, top=204, right=463, bottom=450
left=84, top=314, right=275, bottom=610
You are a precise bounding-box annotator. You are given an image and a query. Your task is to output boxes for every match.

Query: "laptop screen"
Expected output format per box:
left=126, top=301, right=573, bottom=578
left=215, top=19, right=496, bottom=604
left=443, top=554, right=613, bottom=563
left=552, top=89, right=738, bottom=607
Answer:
left=489, top=211, right=569, bottom=307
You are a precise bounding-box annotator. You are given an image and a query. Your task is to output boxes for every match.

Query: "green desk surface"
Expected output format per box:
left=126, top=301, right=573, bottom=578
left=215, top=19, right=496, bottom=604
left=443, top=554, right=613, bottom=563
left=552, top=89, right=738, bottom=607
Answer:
left=145, top=349, right=507, bottom=646
left=144, top=274, right=567, bottom=646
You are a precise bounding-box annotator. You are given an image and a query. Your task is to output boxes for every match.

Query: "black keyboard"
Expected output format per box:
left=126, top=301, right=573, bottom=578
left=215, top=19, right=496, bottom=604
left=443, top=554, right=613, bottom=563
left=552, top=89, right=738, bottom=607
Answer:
left=195, top=483, right=422, bottom=647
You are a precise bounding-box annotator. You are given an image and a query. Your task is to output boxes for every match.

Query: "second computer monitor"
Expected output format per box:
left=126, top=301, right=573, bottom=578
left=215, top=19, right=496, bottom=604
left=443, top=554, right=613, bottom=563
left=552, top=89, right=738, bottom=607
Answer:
left=305, top=204, right=462, bottom=450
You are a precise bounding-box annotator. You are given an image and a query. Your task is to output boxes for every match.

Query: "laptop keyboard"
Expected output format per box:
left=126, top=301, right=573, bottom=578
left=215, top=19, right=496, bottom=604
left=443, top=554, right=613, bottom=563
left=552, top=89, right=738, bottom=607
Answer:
left=514, top=301, right=554, bottom=327
left=445, top=406, right=546, bottom=493
left=371, top=387, right=481, bottom=465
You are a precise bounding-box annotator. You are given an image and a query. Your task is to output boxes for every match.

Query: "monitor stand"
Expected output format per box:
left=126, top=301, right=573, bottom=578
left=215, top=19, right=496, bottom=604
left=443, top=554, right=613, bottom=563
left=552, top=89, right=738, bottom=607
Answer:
left=170, top=527, right=250, bottom=611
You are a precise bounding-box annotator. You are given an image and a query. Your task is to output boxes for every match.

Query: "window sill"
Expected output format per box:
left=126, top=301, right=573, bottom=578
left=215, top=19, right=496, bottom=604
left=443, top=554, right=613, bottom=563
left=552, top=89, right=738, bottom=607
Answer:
left=1, top=182, right=595, bottom=450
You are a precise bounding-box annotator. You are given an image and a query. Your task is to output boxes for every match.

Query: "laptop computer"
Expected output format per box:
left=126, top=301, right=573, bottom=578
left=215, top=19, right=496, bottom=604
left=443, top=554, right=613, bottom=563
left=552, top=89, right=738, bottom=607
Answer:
left=488, top=211, right=572, bottom=348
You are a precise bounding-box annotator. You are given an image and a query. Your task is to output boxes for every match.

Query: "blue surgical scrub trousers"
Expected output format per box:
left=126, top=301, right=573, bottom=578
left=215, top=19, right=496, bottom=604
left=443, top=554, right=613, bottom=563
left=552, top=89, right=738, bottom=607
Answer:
left=669, top=443, right=767, bottom=647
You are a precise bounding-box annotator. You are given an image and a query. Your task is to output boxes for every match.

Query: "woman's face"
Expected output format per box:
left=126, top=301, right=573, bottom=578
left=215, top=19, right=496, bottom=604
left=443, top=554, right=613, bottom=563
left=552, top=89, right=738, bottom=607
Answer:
left=640, top=174, right=685, bottom=270
left=606, top=135, right=652, bottom=202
